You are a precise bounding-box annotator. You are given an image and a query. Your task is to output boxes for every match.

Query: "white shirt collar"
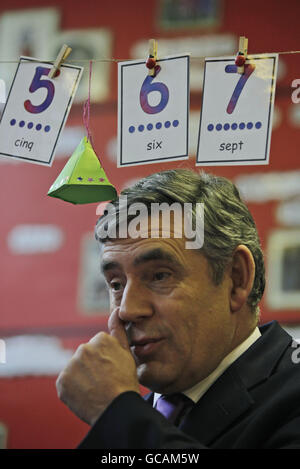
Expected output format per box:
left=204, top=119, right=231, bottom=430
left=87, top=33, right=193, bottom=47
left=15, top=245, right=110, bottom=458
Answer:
left=153, top=326, right=261, bottom=406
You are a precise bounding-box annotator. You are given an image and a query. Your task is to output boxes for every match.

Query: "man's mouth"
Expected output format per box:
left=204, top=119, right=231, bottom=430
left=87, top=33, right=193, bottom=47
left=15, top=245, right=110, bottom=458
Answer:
left=130, top=337, right=164, bottom=357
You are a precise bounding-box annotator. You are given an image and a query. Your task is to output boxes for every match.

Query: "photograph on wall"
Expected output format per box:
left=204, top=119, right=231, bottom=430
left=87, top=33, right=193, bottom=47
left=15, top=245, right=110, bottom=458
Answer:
left=49, top=29, right=113, bottom=103
left=0, top=8, right=60, bottom=91
left=77, top=234, right=110, bottom=315
left=158, top=0, right=221, bottom=30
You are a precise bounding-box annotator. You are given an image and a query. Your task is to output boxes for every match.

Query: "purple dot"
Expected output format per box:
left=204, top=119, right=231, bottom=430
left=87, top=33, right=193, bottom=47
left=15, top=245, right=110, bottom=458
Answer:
left=19, top=120, right=25, bottom=128
left=231, top=123, right=238, bottom=130
left=44, top=125, right=51, bottom=132
left=129, top=126, right=135, bottom=133
left=88, top=178, right=93, bottom=182
left=207, top=124, right=214, bottom=131
left=27, top=122, right=33, bottom=129
left=156, top=122, right=162, bottom=129
left=138, top=125, right=144, bottom=132
left=36, top=124, right=42, bottom=131
left=165, top=121, right=171, bottom=128
left=224, top=123, right=230, bottom=131
left=10, top=119, right=16, bottom=126
left=173, top=120, right=179, bottom=127
left=255, top=121, right=262, bottom=129
left=247, top=122, right=253, bottom=129
left=147, top=123, right=153, bottom=130
left=239, top=122, right=245, bottom=129
left=216, top=123, right=222, bottom=131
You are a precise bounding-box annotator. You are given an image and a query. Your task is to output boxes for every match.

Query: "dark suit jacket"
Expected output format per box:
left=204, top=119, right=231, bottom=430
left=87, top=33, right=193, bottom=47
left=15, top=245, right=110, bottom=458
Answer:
left=78, top=321, right=300, bottom=449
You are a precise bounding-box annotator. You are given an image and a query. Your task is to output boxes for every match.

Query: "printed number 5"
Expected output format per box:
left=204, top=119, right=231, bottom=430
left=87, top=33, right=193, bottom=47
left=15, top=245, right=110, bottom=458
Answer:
left=24, top=67, right=55, bottom=114
left=225, top=63, right=256, bottom=114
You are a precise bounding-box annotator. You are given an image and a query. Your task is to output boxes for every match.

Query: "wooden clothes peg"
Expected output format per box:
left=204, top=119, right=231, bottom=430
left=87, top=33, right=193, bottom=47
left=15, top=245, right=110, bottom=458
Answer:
left=146, top=39, right=158, bottom=76
left=48, top=44, right=72, bottom=79
left=235, top=36, right=248, bottom=74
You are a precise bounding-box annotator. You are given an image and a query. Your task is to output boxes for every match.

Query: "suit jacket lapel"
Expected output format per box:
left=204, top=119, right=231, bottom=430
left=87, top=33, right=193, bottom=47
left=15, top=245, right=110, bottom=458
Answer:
left=143, top=370, right=254, bottom=446
left=179, top=367, right=253, bottom=445
left=144, top=368, right=254, bottom=446
left=233, top=321, right=291, bottom=389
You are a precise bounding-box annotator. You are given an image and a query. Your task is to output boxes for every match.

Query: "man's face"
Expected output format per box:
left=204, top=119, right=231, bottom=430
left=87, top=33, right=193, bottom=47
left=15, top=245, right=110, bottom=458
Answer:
left=101, top=224, right=237, bottom=394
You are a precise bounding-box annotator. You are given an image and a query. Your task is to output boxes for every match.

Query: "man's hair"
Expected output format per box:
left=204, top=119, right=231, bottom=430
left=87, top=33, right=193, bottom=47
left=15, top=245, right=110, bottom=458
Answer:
left=95, top=169, right=265, bottom=316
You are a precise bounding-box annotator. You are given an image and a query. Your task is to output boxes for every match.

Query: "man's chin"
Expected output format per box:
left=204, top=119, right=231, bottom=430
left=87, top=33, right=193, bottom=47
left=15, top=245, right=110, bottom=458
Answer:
left=137, top=362, right=176, bottom=394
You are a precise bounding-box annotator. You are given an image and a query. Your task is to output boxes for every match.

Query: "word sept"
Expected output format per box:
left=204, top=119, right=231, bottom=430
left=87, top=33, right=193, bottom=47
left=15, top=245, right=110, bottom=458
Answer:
left=219, top=141, right=244, bottom=154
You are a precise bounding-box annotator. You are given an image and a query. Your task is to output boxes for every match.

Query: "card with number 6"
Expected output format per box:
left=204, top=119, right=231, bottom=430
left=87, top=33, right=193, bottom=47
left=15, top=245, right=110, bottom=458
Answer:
left=0, top=56, right=83, bottom=166
left=118, top=55, right=189, bottom=167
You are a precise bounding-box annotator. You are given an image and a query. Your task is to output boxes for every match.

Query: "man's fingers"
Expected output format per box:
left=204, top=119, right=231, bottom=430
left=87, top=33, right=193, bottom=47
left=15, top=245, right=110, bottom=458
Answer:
left=86, top=309, right=130, bottom=351
left=108, top=308, right=130, bottom=350
left=86, top=331, right=105, bottom=346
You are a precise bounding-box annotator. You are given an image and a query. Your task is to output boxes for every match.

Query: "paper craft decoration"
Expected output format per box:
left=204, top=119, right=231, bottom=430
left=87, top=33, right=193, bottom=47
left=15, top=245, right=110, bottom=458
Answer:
left=47, top=137, right=117, bottom=204
left=197, top=53, right=278, bottom=166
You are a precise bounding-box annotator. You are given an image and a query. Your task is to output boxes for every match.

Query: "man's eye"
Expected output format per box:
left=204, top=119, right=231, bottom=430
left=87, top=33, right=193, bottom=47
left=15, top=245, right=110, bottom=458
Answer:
left=153, top=272, right=171, bottom=282
left=110, top=281, right=122, bottom=291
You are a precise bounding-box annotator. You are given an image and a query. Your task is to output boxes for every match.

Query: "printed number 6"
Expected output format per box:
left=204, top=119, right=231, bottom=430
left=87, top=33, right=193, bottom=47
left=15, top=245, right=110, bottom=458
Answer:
left=140, top=65, right=169, bottom=114
left=24, top=66, right=55, bottom=114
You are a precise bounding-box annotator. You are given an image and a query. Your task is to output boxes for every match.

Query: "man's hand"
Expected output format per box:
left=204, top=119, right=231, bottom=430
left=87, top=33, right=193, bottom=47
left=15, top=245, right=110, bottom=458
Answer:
left=56, top=308, right=140, bottom=425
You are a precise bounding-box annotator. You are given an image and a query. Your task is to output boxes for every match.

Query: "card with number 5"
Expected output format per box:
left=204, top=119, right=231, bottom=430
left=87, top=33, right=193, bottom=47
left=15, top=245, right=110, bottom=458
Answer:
left=197, top=54, right=278, bottom=166
left=0, top=56, right=83, bottom=166
left=118, top=55, right=189, bottom=167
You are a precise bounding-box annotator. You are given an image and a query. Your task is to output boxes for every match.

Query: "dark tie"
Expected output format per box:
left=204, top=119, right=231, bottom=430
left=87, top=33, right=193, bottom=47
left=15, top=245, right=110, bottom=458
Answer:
left=155, top=393, right=194, bottom=426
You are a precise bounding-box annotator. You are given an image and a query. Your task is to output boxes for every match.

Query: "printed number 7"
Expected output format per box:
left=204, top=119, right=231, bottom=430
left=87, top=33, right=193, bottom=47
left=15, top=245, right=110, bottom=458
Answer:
left=225, top=63, right=255, bottom=114
left=24, top=66, right=55, bottom=114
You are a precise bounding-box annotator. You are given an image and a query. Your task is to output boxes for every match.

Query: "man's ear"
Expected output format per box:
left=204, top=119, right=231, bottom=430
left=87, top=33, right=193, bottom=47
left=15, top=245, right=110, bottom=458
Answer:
left=230, top=245, right=255, bottom=313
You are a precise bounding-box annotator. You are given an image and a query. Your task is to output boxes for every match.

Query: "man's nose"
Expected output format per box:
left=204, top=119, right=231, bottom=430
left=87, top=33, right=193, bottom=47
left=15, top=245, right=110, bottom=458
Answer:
left=118, top=280, right=153, bottom=323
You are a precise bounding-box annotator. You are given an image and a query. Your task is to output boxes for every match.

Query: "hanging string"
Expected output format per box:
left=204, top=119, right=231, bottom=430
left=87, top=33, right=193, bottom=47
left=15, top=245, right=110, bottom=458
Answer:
left=2, top=49, right=300, bottom=64
left=83, top=60, right=93, bottom=145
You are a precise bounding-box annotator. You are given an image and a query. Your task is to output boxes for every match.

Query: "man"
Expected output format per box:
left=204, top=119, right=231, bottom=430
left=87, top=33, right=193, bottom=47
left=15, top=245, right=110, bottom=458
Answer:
left=56, top=169, right=300, bottom=449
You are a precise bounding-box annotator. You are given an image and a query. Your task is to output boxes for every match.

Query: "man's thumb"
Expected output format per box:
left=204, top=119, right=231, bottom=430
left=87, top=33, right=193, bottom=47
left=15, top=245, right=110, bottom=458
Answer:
left=108, top=308, right=130, bottom=350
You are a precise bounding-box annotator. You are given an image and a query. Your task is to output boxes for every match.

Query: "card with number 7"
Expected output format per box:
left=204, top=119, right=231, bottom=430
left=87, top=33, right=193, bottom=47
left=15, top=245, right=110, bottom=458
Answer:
left=0, top=56, right=83, bottom=166
left=197, top=54, right=278, bottom=166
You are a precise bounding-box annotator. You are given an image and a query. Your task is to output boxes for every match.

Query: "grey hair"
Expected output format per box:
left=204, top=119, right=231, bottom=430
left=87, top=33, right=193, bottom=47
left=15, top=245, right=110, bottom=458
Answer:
left=95, top=169, right=265, bottom=316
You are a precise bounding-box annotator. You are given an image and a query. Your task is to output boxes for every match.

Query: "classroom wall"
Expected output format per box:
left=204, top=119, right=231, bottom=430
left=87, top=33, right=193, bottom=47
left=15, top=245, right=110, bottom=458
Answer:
left=1, top=0, right=300, bottom=448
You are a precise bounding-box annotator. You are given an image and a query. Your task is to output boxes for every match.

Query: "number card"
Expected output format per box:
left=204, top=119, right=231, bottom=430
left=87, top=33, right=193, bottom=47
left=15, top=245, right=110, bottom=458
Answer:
left=197, top=54, right=278, bottom=166
left=118, top=55, right=189, bottom=167
left=0, top=57, right=83, bottom=166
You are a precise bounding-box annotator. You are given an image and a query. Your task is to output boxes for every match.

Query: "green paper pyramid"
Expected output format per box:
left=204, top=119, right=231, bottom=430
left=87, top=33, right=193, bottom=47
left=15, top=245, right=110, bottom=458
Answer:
left=48, top=137, right=118, bottom=204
